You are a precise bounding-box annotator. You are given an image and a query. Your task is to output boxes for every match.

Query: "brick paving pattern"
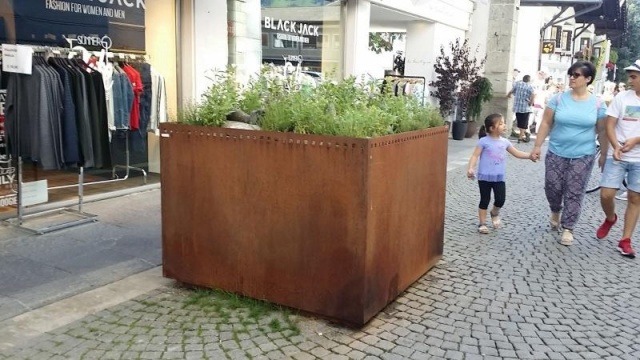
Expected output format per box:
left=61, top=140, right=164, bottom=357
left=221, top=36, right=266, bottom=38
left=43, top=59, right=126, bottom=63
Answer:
left=3, top=144, right=640, bottom=359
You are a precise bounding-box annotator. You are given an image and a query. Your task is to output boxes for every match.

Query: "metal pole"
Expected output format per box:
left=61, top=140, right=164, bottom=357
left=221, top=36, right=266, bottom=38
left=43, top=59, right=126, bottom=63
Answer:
left=79, top=166, right=84, bottom=213
left=16, top=156, right=23, bottom=225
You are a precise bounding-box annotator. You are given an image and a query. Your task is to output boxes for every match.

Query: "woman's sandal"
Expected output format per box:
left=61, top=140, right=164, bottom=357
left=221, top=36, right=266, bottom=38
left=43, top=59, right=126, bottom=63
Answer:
left=490, top=212, right=501, bottom=229
left=549, top=213, right=560, bottom=231
left=478, top=224, right=490, bottom=234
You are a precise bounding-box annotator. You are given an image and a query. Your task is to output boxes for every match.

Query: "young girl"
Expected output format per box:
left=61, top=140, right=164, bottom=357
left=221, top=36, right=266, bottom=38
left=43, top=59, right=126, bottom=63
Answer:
left=467, top=114, right=534, bottom=234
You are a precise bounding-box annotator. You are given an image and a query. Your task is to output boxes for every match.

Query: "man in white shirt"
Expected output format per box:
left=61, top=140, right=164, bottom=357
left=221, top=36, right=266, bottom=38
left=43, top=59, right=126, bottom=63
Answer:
left=596, top=59, right=640, bottom=258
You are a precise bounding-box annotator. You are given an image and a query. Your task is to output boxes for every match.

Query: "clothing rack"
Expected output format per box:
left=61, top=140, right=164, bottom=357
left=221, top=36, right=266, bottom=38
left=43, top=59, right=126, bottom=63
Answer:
left=3, top=44, right=148, bottom=234
left=40, top=44, right=150, bottom=189
left=48, top=130, right=148, bottom=192
left=383, top=75, right=427, bottom=106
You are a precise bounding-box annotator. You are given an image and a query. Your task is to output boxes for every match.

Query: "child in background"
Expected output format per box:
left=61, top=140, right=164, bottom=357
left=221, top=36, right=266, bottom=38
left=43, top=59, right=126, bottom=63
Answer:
left=467, top=114, right=535, bottom=234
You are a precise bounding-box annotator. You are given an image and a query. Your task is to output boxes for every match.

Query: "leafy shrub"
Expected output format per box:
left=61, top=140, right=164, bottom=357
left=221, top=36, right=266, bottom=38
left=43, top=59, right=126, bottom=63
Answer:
left=467, top=77, right=493, bottom=122
left=182, top=67, right=444, bottom=138
left=178, top=69, right=238, bottom=127
left=430, top=38, right=486, bottom=119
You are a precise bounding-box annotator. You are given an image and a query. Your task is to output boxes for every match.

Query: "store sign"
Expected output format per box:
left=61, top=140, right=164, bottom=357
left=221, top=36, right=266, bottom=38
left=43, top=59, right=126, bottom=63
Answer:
left=22, top=180, right=48, bottom=207
left=283, top=54, right=303, bottom=63
left=1, top=44, right=33, bottom=74
left=66, top=34, right=113, bottom=49
left=1, top=0, right=145, bottom=51
left=542, top=41, right=555, bottom=54
left=0, top=90, right=17, bottom=209
left=264, top=16, right=320, bottom=44
left=261, top=0, right=335, bottom=7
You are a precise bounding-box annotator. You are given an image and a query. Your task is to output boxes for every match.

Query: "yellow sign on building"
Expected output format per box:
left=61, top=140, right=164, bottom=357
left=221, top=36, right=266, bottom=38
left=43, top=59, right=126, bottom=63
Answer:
left=542, top=41, right=555, bottom=54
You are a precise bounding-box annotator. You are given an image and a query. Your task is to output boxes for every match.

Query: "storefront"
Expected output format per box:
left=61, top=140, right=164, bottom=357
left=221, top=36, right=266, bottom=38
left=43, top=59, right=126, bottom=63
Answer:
left=353, top=0, right=477, bottom=89
left=0, top=0, right=487, bottom=226
left=223, top=0, right=344, bottom=86
left=0, top=0, right=178, bottom=221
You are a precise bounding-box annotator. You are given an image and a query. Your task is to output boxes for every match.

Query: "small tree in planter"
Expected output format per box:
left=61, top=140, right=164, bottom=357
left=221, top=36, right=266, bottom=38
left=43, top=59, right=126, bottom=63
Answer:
left=430, top=38, right=486, bottom=140
left=465, top=77, right=493, bottom=138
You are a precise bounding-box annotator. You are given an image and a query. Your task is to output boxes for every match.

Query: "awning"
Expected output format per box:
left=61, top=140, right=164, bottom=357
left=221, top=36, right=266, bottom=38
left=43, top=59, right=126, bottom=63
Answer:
left=521, top=0, right=626, bottom=46
left=520, top=0, right=600, bottom=7
left=576, top=0, right=627, bottom=46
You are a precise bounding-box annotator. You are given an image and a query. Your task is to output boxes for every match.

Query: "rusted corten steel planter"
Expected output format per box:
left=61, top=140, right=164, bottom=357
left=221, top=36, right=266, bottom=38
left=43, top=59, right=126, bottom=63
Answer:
left=160, top=123, right=448, bottom=327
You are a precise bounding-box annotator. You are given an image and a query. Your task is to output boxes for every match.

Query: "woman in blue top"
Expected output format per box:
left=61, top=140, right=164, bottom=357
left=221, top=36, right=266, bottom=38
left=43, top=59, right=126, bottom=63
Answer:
left=531, top=61, right=608, bottom=246
left=467, top=114, right=533, bottom=234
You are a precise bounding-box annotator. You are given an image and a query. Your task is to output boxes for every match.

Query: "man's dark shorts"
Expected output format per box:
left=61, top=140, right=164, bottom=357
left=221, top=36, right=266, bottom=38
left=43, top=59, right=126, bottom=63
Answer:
left=515, top=112, right=531, bottom=130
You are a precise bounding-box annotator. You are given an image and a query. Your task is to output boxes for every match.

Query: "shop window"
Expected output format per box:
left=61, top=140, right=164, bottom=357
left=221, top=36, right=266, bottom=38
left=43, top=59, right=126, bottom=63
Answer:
left=273, top=33, right=298, bottom=49
left=260, top=1, right=344, bottom=80
left=303, top=34, right=321, bottom=49
left=332, top=34, right=340, bottom=50
left=262, top=32, right=269, bottom=48
left=561, top=30, right=572, bottom=51
left=580, top=38, right=592, bottom=60
left=551, top=26, right=562, bottom=49
left=0, top=0, right=175, bottom=209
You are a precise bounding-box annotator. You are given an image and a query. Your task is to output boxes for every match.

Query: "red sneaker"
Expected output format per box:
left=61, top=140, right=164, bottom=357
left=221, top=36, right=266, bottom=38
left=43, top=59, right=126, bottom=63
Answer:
left=618, top=238, right=636, bottom=258
left=596, top=214, right=618, bottom=239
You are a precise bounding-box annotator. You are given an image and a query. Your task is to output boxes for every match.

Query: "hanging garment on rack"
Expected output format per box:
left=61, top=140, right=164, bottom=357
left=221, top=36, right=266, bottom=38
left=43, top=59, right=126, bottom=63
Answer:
left=149, top=66, right=167, bottom=132
left=122, top=64, right=143, bottom=130
left=39, top=60, right=65, bottom=169
left=112, top=66, right=134, bottom=130
left=48, top=58, right=80, bottom=165
left=98, top=61, right=116, bottom=136
left=6, top=54, right=119, bottom=170
left=5, top=61, right=65, bottom=170
left=46, top=56, right=94, bottom=168
left=89, top=71, right=112, bottom=169
left=70, top=60, right=95, bottom=168
left=132, top=63, right=152, bottom=132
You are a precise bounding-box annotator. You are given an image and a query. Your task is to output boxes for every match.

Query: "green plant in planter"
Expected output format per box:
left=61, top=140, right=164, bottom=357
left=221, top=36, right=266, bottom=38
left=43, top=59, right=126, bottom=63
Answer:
left=429, top=38, right=486, bottom=120
left=178, top=68, right=239, bottom=127
left=466, top=77, right=493, bottom=122
left=181, top=67, right=444, bottom=138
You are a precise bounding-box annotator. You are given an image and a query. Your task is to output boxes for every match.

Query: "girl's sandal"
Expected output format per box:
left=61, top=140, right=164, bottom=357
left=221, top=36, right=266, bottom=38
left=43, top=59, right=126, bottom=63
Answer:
left=478, top=224, right=490, bottom=234
left=490, top=212, right=501, bottom=229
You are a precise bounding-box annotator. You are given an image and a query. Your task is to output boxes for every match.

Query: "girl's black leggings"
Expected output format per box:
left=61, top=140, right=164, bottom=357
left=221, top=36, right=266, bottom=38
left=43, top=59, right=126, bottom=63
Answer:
left=478, top=181, right=506, bottom=210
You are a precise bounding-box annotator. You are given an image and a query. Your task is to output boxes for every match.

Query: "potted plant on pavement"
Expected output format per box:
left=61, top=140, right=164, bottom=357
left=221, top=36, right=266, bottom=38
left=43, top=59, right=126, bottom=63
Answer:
left=430, top=38, right=486, bottom=140
left=465, top=76, right=493, bottom=138
left=161, top=67, right=447, bottom=327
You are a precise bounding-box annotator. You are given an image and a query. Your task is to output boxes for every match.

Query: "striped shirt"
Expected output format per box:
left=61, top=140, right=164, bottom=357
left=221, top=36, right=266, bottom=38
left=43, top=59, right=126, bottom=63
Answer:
left=511, top=81, right=534, bottom=113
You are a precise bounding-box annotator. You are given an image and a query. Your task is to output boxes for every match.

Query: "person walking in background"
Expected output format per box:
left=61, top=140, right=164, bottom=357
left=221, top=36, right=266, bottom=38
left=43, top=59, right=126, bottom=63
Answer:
left=596, top=59, right=640, bottom=258
left=507, top=74, right=535, bottom=143
left=530, top=61, right=608, bottom=246
left=467, top=114, right=534, bottom=234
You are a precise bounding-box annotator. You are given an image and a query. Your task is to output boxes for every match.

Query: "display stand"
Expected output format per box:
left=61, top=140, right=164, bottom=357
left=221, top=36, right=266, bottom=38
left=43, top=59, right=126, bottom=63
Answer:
left=7, top=130, right=148, bottom=235
left=5, top=157, right=98, bottom=235
left=383, top=75, right=427, bottom=106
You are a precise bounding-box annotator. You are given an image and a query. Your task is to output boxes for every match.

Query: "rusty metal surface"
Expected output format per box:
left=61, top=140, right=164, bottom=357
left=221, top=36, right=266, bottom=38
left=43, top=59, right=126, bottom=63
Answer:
left=160, top=124, right=447, bottom=326
left=363, top=127, right=448, bottom=321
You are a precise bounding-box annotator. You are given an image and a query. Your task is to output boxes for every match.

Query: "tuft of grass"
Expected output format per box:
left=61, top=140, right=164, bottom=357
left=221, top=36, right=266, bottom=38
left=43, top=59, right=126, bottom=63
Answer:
left=268, top=319, right=282, bottom=332
left=184, top=287, right=300, bottom=336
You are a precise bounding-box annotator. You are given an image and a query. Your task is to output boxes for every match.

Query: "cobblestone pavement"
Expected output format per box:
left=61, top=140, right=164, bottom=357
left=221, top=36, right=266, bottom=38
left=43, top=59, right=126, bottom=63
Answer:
left=3, top=143, right=640, bottom=360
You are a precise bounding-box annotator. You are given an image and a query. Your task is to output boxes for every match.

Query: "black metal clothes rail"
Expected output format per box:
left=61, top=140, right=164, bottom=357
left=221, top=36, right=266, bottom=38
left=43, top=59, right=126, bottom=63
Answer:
left=382, top=75, right=427, bottom=106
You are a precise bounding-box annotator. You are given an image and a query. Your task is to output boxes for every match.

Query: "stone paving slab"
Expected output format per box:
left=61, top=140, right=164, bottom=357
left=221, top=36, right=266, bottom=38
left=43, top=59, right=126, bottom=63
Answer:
left=3, top=143, right=640, bottom=360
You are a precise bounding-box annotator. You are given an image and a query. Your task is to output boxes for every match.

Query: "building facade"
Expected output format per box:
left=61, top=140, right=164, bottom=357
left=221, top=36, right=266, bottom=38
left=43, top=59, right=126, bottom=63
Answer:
left=0, top=0, right=499, bottom=215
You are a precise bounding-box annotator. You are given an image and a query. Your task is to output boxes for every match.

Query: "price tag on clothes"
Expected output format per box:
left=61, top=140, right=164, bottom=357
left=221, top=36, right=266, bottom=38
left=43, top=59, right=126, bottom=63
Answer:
left=2, top=44, right=33, bottom=75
